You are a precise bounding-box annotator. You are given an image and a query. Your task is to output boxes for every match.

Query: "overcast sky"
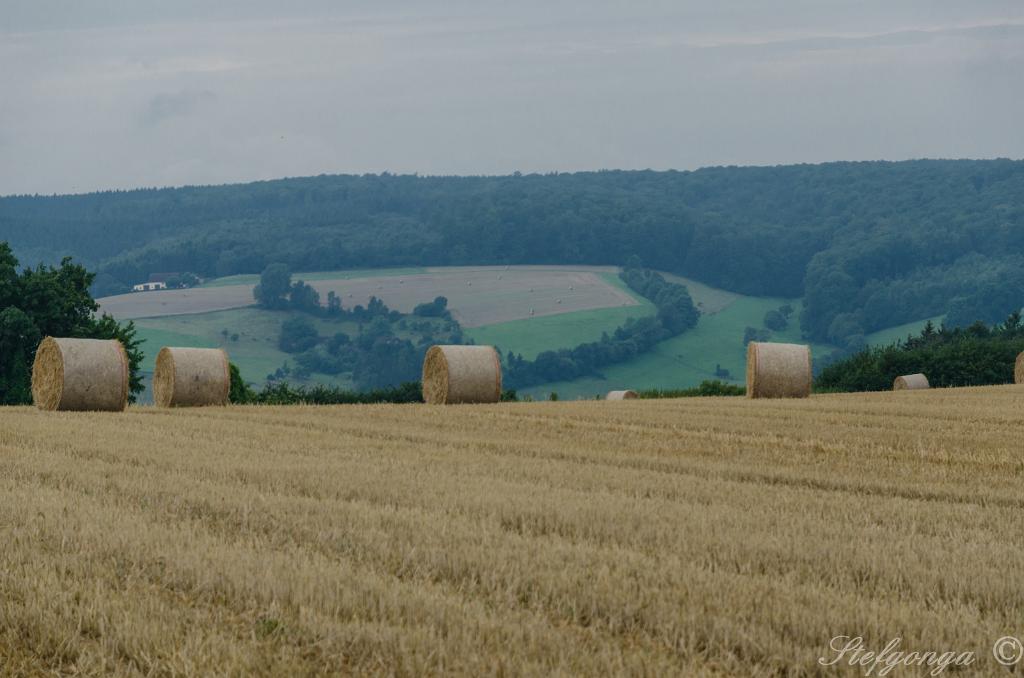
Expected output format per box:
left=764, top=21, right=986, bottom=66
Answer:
left=1, top=1, right=1022, bottom=195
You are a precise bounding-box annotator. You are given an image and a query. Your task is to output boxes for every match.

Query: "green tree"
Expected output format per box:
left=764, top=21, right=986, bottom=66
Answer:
left=279, top=316, right=319, bottom=353
left=228, top=362, right=256, bottom=403
left=288, top=280, right=320, bottom=312
left=764, top=309, right=788, bottom=331
left=0, top=307, right=41, bottom=404
left=254, top=263, right=292, bottom=309
left=0, top=243, right=143, bottom=404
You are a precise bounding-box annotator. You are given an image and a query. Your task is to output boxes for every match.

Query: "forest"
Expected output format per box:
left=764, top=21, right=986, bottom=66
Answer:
left=815, top=314, right=1024, bottom=392
left=2, top=159, right=1023, bottom=347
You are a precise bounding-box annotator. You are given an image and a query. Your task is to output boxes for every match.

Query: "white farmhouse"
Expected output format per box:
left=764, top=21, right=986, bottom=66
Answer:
left=132, top=282, right=167, bottom=292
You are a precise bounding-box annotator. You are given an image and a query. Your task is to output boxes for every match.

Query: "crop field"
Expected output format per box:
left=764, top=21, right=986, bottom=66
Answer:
left=98, top=265, right=640, bottom=327
left=98, top=285, right=256, bottom=320
left=1, top=386, right=1023, bottom=676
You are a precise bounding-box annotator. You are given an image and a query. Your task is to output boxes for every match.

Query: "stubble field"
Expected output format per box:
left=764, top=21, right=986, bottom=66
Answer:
left=1, top=386, right=1023, bottom=676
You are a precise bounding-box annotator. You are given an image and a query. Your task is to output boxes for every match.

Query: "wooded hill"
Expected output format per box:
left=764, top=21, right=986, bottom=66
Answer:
left=2, top=159, right=1022, bottom=347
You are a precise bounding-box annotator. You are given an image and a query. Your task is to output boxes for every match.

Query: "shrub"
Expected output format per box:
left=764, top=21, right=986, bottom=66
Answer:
left=639, top=380, right=745, bottom=398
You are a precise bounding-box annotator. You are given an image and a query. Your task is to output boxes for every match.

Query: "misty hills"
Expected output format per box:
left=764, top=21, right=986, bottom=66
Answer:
left=1, top=158, right=1022, bottom=347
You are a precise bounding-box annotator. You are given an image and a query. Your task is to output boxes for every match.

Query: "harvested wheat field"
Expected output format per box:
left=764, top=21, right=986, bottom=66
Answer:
left=2, top=386, right=1024, bottom=676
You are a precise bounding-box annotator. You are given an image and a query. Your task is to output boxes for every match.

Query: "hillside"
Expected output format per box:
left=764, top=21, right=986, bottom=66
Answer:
left=108, top=265, right=938, bottom=398
left=3, top=160, right=1023, bottom=350
left=3, top=386, right=1022, bottom=674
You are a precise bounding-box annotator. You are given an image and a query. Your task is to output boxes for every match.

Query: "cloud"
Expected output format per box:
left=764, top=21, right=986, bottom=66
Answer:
left=140, top=89, right=217, bottom=125
left=2, top=2, right=1022, bottom=194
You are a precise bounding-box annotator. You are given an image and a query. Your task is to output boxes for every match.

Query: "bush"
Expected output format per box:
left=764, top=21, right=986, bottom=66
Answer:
left=413, top=296, right=450, bottom=318
left=250, top=381, right=424, bottom=405
left=743, top=326, right=771, bottom=345
left=639, top=380, right=745, bottom=398
left=763, top=309, right=788, bottom=331
left=228, top=363, right=256, bottom=403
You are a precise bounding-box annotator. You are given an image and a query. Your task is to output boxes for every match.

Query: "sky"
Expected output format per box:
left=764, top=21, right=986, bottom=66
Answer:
left=1, top=0, right=1023, bottom=195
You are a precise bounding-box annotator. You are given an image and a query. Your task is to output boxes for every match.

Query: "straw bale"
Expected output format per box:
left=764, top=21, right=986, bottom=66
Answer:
left=32, top=337, right=128, bottom=411
left=893, top=373, right=930, bottom=391
left=745, top=342, right=812, bottom=399
left=422, top=345, right=502, bottom=404
left=153, top=347, right=230, bottom=407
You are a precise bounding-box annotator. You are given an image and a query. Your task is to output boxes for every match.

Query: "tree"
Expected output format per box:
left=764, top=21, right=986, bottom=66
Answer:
left=326, top=291, right=342, bottom=316
left=289, top=280, right=320, bottom=312
left=279, top=316, right=319, bottom=353
left=764, top=309, right=788, bottom=331
left=228, top=362, right=256, bottom=403
left=0, top=307, right=41, bottom=404
left=254, top=263, right=292, bottom=309
left=0, top=242, right=143, bottom=404
left=413, top=296, right=449, bottom=318
left=86, top=314, right=145, bottom=400
left=165, top=272, right=200, bottom=289
left=90, top=272, right=128, bottom=298
left=743, top=326, right=771, bottom=345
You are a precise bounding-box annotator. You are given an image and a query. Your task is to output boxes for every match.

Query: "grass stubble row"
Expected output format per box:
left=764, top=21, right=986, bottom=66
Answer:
left=1, top=386, right=1024, bottom=676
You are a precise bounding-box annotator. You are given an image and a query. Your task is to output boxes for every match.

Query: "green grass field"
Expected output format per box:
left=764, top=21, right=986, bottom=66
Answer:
left=520, top=308, right=948, bottom=400
left=133, top=327, right=217, bottom=372
left=661, top=272, right=739, bottom=314
left=864, top=315, right=945, bottom=347
left=466, top=305, right=649, bottom=360
left=520, top=296, right=835, bottom=399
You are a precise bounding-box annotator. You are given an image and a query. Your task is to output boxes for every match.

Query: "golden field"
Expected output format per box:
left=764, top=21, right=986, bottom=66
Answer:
left=2, top=386, right=1024, bottom=676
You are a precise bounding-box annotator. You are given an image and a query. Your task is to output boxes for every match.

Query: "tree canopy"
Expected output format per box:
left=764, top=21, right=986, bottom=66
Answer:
left=0, top=243, right=143, bottom=404
left=815, top=314, right=1024, bottom=392
left=3, top=160, right=1022, bottom=345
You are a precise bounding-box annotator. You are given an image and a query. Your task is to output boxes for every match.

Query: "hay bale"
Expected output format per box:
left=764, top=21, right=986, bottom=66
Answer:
left=1016, top=352, right=1024, bottom=384
left=606, top=390, right=638, bottom=400
left=31, top=337, right=129, bottom=412
left=422, top=345, right=502, bottom=404
left=893, top=373, right=930, bottom=391
left=745, top=341, right=812, bottom=399
left=153, top=347, right=230, bottom=407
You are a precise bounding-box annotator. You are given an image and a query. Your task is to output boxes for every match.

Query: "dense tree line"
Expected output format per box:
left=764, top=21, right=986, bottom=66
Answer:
left=229, top=374, right=425, bottom=405
left=638, top=381, right=745, bottom=398
left=503, top=267, right=698, bottom=388
left=3, top=160, right=1022, bottom=345
left=815, top=314, right=1024, bottom=392
left=0, top=243, right=143, bottom=404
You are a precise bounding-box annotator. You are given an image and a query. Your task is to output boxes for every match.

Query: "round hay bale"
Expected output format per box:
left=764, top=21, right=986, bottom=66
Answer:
left=1016, top=352, right=1024, bottom=384
left=893, top=373, right=930, bottom=391
left=745, top=342, right=812, bottom=399
left=606, top=390, right=638, bottom=400
left=31, top=337, right=129, bottom=412
left=422, top=345, right=502, bottom=404
left=153, top=347, right=230, bottom=407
